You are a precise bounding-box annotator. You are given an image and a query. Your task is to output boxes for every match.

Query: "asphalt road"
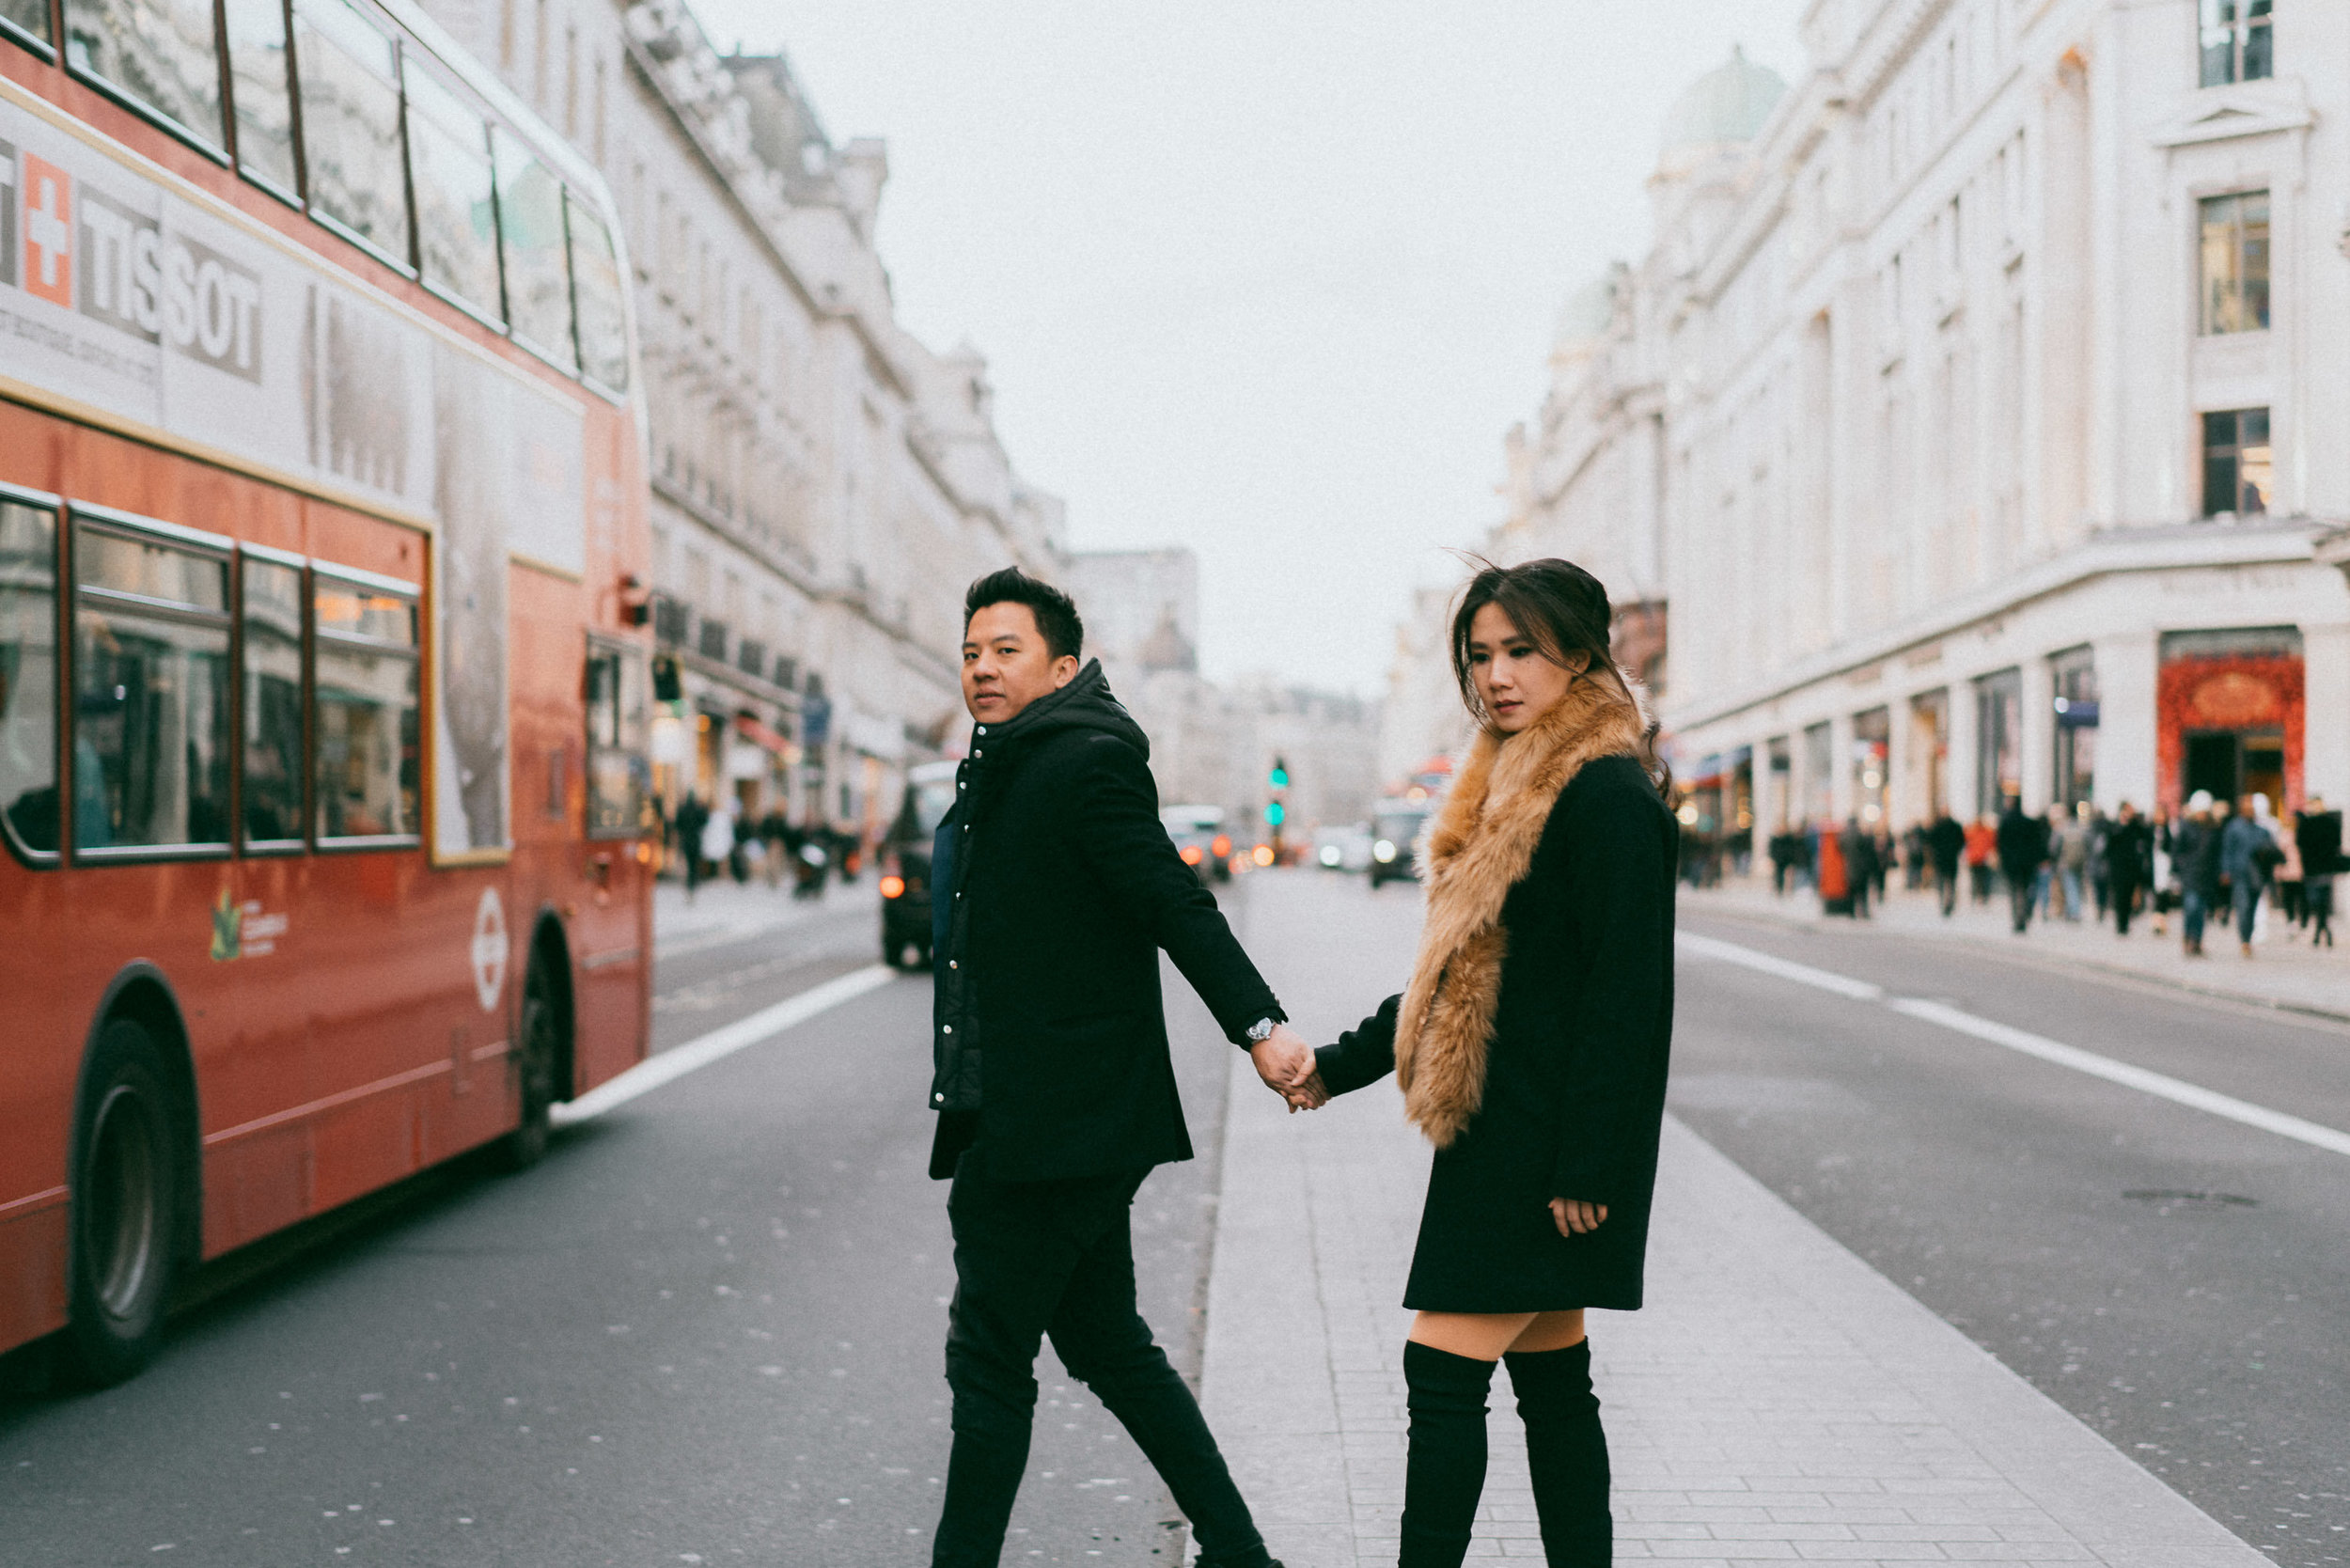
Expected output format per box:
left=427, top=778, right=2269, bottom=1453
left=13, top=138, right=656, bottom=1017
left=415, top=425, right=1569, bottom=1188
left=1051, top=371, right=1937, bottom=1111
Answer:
left=1673, top=906, right=2350, bottom=1566
left=0, top=879, right=1252, bottom=1567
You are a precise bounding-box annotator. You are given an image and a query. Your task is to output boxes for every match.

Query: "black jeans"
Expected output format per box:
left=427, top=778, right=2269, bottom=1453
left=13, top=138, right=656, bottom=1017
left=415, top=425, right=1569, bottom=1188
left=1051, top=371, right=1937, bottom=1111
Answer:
left=934, top=1157, right=1269, bottom=1568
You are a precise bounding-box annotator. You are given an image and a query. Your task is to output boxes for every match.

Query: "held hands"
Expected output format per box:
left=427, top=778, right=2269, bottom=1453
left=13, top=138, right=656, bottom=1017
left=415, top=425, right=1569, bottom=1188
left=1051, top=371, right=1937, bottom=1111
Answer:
left=1249, top=1026, right=1329, bottom=1113
left=1549, top=1198, right=1608, bottom=1237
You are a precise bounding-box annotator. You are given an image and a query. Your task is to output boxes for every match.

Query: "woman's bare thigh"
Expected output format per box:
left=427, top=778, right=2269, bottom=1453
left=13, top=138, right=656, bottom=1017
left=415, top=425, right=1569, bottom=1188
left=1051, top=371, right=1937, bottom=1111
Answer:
left=1408, top=1309, right=1587, bottom=1361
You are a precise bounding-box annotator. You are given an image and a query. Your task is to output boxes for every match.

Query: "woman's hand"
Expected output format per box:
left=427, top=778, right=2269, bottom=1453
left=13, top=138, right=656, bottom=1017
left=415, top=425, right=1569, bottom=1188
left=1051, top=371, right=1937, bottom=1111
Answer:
left=1549, top=1198, right=1607, bottom=1237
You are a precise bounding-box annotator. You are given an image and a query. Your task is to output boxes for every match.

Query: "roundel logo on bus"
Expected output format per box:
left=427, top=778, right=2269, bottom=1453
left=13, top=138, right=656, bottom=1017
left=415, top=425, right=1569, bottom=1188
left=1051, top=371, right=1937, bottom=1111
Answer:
left=472, top=887, right=509, bottom=1013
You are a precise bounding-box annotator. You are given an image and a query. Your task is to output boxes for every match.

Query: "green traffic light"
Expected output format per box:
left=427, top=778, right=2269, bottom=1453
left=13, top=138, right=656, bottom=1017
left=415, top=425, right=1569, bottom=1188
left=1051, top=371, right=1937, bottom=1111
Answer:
left=1269, top=758, right=1290, bottom=789
left=1266, top=801, right=1286, bottom=826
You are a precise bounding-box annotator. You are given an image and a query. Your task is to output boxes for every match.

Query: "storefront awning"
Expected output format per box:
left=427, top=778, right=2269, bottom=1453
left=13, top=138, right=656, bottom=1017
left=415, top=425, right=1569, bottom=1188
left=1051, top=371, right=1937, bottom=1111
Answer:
left=733, top=713, right=792, bottom=754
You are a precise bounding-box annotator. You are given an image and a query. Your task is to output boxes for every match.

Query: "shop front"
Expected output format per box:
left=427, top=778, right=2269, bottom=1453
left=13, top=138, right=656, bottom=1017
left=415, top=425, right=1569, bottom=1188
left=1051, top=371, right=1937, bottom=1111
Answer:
left=2157, top=628, right=2303, bottom=814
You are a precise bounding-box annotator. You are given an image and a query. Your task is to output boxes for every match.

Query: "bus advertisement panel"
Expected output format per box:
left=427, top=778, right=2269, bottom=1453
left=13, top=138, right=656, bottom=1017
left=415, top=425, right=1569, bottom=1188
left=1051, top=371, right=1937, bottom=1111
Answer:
left=0, top=0, right=652, bottom=1387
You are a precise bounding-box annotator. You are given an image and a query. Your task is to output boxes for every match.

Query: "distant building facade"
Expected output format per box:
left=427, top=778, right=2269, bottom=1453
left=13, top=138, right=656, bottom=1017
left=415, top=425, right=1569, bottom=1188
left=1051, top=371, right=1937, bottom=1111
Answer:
left=1483, top=2, right=2350, bottom=856
left=417, top=0, right=1062, bottom=842
left=1071, top=548, right=1381, bottom=839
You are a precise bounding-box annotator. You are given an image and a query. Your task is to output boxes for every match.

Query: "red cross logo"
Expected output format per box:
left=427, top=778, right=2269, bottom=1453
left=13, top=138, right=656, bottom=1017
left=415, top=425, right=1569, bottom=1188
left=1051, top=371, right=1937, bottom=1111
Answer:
left=22, top=154, right=71, bottom=309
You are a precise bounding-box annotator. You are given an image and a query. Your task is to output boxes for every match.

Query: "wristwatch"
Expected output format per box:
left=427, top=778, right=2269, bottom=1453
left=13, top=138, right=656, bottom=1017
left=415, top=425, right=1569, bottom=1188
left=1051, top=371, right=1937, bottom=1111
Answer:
left=1246, top=1017, right=1279, bottom=1044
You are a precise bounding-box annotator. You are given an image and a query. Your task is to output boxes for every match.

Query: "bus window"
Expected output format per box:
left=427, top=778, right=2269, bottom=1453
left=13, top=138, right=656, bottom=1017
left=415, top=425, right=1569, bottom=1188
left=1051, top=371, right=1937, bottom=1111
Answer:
left=222, top=0, right=299, bottom=197
left=312, top=570, right=418, bottom=843
left=0, top=497, right=57, bottom=859
left=1, top=0, right=50, bottom=49
left=293, top=0, right=409, bottom=267
left=63, top=0, right=224, bottom=150
left=72, top=521, right=232, bottom=854
left=241, top=554, right=305, bottom=847
left=494, top=128, right=577, bottom=372
left=405, top=60, right=502, bottom=324
left=569, top=196, right=630, bottom=393
left=584, top=640, right=650, bottom=837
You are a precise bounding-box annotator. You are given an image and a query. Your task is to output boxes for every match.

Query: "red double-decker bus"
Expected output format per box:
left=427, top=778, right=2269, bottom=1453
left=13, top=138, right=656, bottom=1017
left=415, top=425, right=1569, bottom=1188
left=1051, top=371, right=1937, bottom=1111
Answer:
left=0, top=0, right=653, bottom=1383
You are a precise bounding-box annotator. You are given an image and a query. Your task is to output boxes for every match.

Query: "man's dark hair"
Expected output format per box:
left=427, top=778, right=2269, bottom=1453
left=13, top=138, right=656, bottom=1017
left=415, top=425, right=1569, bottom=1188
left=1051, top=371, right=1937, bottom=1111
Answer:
left=964, top=567, right=1084, bottom=662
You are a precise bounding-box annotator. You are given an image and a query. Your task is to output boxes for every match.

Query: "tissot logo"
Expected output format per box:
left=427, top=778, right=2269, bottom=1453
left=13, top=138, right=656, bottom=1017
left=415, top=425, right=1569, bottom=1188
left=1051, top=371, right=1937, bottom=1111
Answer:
left=22, top=151, right=71, bottom=309
left=77, top=187, right=265, bottom=381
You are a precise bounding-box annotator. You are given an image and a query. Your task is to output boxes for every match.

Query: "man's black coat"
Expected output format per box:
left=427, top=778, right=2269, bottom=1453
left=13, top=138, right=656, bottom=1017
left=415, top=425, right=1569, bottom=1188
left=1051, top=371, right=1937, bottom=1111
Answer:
left=927, top=662, right=1283, bottom=1183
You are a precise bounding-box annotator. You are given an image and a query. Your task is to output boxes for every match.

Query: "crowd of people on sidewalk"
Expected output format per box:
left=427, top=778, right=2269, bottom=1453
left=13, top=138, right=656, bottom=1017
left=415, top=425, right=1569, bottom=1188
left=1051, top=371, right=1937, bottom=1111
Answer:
left=1761, top=792, right=2342, bottom=957
left=653, top=792, right=866, bottom=902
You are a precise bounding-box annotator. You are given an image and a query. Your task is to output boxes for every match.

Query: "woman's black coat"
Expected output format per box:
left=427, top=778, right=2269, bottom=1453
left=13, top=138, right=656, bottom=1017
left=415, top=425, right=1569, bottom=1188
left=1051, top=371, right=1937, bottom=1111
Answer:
left=1316, top=753, right=1677, bottom=1312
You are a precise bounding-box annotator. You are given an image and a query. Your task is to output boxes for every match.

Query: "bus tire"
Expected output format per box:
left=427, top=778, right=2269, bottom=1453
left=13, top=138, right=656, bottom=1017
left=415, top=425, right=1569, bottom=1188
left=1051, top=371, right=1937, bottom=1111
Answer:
left=62, top=1019, right=182, bottom=1388
left=498, top=972, right=559, bottom=1172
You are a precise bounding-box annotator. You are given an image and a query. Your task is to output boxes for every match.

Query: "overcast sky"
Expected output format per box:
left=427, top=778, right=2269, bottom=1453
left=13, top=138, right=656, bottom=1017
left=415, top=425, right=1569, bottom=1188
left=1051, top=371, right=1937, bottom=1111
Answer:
left=685, top=2, right=1809, bottom=695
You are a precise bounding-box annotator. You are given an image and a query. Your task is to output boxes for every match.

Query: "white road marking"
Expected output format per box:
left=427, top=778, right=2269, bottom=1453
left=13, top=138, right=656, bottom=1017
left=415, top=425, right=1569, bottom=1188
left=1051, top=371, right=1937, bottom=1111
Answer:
left=1674, top=930, right=1888, bottom=1000
left=553, top=964, right=901, bottom=1126
left=1677, top=930, right=2350, bottom=1159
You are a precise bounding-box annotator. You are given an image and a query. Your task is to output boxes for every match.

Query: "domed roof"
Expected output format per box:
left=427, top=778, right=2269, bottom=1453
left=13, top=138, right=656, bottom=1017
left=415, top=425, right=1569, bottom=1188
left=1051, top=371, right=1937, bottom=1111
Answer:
left=1552, top=266, right=1624, bottom=352
left=1660, top=46, right=1787, bottom=158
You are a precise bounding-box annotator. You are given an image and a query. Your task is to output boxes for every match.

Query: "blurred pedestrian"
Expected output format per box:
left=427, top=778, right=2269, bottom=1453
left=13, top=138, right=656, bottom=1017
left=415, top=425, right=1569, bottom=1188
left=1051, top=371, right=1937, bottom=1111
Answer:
left=2170, top=792, right=2223, bottom=956
left=1928, top=809, right=1965, bottom=917
left=1840, top=818, right=1876, bottom=919
left=2221, top=795, right=2280, bottom=956
left=1817, top=820, right=1853, bottom=917
left=673, top=792, right=711, bottom=903
left=702, top=799, right=740, bottom=886
left=2297, top=798, right=2340, bottom=948
left=1902, top=823, right=1926, bottom=891
left=2105, top=803, right=2152, bottom=937
left=1965, top=815, right=1997, bottom=904
left=2055, top=808, right=2090, bottom=922
left=758, top=805, right=790, bottom=889
left=1768, top=829, right=1796, bottom=895
left=2275, top=811, right=2305, bottom=933
left=1996, top=799, right=2049, bottom=934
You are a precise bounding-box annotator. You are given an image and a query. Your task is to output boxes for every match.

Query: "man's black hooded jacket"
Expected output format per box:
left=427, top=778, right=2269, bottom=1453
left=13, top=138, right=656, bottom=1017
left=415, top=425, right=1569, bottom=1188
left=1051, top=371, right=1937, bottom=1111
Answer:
left=927, top=661, right=1282, bottom=1182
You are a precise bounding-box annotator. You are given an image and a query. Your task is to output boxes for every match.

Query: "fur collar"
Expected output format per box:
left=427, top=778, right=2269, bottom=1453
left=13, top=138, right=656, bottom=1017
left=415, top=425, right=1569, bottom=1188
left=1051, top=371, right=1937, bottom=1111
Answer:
left=1394, top=671, right=1653, bottom=1147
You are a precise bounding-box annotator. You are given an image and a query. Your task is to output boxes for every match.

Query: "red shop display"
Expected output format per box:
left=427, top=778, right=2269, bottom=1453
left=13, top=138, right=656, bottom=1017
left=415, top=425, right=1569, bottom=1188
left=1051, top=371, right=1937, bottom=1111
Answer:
left=2155, top=655, right=2304, bottom=812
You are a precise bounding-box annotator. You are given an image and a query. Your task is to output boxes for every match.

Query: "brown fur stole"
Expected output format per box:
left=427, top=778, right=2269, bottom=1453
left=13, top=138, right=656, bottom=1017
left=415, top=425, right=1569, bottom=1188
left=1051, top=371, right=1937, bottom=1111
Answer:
left=1394, top=672, right=1652, bottom=1147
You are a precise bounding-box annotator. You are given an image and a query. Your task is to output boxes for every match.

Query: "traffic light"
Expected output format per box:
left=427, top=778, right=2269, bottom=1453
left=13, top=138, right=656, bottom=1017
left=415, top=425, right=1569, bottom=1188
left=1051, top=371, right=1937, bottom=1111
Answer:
left=1266, top=756, right=1291, bottom=860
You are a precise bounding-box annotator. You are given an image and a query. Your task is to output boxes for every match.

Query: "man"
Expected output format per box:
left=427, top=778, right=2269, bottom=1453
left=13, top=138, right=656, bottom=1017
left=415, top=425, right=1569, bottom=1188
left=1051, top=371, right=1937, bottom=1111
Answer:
left=1926, top=809, right=1966, bottom=917
left=2105, top=802, right=2152, bottom=937
left=2297, top=796, right=2341, bottom=948
left=2220, top=794, right=2278, bottom=957
left=671, top=792, right=709, bottom=902
left=2169, top=792, right=2224, bottom=956
left=1995, top=797, right=2049, bottom=934
left=926, top=567, right=1312, bottom=1568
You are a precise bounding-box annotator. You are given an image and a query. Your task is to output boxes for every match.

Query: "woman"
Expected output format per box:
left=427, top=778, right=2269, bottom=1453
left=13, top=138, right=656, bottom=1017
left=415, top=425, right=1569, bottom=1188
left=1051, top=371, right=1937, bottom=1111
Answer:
left=1303, top=558, right=1676, bottom=1567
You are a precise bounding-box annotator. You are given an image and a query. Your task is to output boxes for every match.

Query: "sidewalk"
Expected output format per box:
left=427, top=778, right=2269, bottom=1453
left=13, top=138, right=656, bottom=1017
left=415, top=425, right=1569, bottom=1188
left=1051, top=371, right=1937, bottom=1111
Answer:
left=650, top=872, right=878, bottom=960
left=1683, top=873, right=2350, bottom=1024
left=1198, top=1000, right=2269, bottom=1566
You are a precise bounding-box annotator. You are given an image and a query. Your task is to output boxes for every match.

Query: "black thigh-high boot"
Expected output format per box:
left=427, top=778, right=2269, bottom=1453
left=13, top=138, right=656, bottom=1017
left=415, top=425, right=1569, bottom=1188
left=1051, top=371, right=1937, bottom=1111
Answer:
left=1400, top=1341, right=1496, bottom=1568
left=1503, top=1341, right=1611, bottom=1565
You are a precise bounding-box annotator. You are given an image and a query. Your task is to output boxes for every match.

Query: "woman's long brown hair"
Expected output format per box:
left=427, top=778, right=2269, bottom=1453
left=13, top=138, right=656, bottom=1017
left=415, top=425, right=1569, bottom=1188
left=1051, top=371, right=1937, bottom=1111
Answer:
left=1448, top=556, right=1673, bottom=800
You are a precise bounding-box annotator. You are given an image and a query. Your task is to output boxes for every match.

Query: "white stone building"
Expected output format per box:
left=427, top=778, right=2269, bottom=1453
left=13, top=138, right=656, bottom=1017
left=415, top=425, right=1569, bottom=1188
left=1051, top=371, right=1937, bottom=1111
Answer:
left=415, top=0, right=1062, bottom=845
left=1484, top=0, right=2350, bottom=860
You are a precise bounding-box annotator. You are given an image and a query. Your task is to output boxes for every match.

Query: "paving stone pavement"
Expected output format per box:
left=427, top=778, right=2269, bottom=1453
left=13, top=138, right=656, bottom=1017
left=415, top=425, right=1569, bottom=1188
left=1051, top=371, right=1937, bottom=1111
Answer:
left=1198, top=1042, right=2271, bottom=1568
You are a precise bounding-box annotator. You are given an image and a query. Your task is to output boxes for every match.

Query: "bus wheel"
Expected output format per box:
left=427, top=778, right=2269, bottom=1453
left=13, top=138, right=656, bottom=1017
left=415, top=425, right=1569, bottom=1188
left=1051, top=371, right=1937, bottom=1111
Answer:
left=498, top=973, right=559, bottom=1172
left=63, top=1020, right=181, bottom=1388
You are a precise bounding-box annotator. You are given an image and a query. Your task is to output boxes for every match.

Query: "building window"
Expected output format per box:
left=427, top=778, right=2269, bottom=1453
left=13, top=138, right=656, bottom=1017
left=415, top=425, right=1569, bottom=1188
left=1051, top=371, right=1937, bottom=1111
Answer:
left=1974, top=668, right=2021, bottom=816
left=2199, top=191, right=2269, bottom=335
left=2199, top=0, right=2271, bottom=87
left=2201, top=408, right=2272, bottom=517
left=2050, top=647, right=2099, bottom=812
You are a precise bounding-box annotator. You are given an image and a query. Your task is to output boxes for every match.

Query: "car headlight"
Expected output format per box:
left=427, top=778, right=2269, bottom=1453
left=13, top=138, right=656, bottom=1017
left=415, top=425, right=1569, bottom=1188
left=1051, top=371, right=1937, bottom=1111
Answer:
left=1320, top=846, right=1341, bottom=866
left=1373, top=840, right=1396, bottom=862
